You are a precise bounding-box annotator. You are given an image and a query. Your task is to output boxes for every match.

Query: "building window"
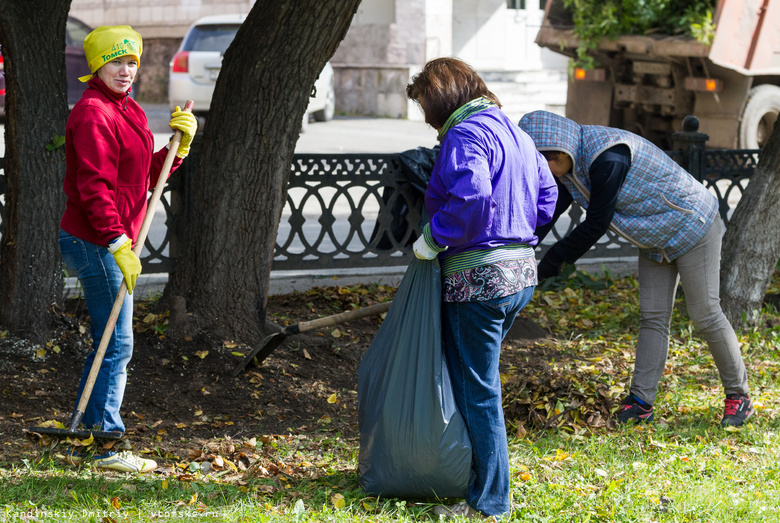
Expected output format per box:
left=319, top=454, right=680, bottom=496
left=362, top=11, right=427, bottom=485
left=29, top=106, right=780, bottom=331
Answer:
left=507, top=0, right=547, bottom=9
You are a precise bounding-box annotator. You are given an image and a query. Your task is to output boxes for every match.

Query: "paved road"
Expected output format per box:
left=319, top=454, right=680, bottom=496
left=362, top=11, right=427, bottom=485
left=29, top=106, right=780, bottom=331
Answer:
left=1, top=103, right=439, bottom=156
left=145, top=103, right=439, bottom=154
left=297, top=116, right=439, bottom=153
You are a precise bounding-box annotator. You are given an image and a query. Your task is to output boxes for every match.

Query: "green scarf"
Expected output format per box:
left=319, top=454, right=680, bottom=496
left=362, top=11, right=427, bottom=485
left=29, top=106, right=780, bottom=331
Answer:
left=438, top=97, right=496, bottom=140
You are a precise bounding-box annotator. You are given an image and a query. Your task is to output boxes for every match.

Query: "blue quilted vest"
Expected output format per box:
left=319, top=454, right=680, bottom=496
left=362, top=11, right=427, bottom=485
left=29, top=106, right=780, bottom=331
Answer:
left=519, top=111, right=718, bottom=262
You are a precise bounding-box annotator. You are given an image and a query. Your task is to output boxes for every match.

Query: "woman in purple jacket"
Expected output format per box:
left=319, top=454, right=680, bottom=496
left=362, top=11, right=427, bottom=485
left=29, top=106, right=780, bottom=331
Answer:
left=406, top=57, right=558, bottom=519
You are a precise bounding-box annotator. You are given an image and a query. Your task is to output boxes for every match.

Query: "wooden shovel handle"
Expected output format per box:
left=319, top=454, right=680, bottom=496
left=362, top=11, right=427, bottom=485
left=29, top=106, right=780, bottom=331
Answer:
left=233, top=301, right=393, bottom=376
left=287, top=301, right=392, bottom=335
left=70, top=101, right=194, bottom=432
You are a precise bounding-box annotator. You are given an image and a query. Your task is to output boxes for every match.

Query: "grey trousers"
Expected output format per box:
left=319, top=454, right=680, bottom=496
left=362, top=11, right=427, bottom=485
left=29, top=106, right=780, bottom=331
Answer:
left=631, top=220, right=749, bottom=404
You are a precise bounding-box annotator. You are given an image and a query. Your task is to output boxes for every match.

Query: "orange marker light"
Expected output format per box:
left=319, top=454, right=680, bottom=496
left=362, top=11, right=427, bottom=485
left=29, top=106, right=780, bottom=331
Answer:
left=572, top=68, right=606, bottom=81
left=684, top=77, right=723, bottom=92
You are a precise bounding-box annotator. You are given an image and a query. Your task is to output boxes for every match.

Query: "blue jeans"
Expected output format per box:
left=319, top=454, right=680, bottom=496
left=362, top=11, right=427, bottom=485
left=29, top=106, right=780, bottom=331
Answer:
left=59, top=230, right=133, bottom=434
left=442, top=286, right=535, bottom=517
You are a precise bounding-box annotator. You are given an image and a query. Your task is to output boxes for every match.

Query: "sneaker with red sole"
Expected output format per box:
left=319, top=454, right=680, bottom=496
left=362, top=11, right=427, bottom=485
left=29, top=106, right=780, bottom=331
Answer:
left=616, top=395, right=654, bottom=424
left=721, top=393, right=754, bottom=427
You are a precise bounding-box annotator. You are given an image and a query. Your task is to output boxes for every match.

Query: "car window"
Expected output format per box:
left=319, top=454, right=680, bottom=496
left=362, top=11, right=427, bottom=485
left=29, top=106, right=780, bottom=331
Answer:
left=182, top=24, right=240, bottom=54
left=66, top=17, right=92, bottom=47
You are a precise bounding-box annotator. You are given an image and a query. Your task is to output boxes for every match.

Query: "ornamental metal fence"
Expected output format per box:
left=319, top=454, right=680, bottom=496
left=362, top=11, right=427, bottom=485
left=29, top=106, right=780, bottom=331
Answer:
left=0, top=116, right=763, bottom=274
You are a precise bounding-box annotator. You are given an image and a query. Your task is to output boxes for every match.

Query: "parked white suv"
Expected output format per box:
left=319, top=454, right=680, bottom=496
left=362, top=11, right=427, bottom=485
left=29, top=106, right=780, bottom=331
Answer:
left=168, top=14, right=335, bottom=125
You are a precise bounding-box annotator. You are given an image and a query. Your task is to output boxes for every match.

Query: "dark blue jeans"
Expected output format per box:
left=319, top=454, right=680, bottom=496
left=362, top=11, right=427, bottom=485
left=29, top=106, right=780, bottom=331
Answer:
left=442, top=286, right=535, bottom=516
left=59, top=230, right=133, bottom=434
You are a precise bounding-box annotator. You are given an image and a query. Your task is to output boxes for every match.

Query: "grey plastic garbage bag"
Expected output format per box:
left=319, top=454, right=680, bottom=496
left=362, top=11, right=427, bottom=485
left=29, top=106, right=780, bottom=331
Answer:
left=370, top=146, right=438, bottom=250
left=357, top=258, right=472, bottom=498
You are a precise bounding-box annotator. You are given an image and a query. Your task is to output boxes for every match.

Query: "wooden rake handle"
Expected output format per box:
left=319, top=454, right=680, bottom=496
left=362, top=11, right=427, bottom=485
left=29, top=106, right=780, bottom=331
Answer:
left=69, top=100, right=195, bottom=433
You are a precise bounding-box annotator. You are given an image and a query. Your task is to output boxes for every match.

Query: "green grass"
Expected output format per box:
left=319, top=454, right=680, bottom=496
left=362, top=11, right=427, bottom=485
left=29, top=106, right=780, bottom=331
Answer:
left=510, top=420, right=780, bottom=522
left=8, top=419, right=780, bottom=521
left=3, top=271, right=780, bottom=522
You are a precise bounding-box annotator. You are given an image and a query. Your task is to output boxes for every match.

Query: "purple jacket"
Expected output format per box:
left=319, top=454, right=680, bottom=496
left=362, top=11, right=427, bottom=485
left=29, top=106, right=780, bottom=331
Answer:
left=425, top=107, right=557, bottom=258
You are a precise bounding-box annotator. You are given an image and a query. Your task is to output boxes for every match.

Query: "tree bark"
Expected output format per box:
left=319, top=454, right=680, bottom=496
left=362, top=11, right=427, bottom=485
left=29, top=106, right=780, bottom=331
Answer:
left=0, top=1, right=70, bottom=341
left=166, top=0, right=362, bottom=341
left=721, top=120, right=780, bottom=327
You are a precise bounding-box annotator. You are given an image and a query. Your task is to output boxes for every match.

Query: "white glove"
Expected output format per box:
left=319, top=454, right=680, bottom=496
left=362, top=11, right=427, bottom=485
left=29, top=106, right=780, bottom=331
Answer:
left=413, top=235, right=439, bottom=260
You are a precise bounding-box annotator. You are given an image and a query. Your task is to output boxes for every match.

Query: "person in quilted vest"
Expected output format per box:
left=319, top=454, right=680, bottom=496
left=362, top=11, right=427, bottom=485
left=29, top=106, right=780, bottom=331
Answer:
left=519, top=110, right=752, bottom=428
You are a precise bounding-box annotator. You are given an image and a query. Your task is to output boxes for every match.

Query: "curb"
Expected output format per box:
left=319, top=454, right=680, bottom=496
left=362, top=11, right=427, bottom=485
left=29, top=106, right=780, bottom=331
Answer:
left=63, top=257, right=636, bottom=301
left=64, top=266, right=409, bottom=301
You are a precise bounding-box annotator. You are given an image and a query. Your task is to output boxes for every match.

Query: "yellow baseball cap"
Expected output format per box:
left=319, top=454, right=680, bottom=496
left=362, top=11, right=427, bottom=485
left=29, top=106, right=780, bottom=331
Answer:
left=78, top=25, right=143, bottom=82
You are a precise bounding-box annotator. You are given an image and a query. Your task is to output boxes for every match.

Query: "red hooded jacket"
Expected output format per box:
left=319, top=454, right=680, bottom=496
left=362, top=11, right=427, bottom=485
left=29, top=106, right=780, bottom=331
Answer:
left=60, top=77, right=183, bottom=246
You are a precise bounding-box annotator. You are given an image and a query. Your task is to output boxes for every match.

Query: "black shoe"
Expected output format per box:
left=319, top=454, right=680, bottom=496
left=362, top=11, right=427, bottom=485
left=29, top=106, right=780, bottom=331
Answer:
left=616, top=395, right=654, bottom=424
left=721, top=393, right=754, bottom=427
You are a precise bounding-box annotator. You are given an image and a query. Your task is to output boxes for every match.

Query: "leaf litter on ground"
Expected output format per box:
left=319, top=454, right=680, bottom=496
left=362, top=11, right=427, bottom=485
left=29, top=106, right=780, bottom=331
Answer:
left=6, top=267, right=780, bottom=521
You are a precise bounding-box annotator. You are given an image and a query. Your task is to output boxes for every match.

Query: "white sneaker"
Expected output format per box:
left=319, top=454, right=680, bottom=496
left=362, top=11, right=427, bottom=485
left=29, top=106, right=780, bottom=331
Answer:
left=68, top=450, right=157, bottom=473
left=93, top=451, right=157, bottom=473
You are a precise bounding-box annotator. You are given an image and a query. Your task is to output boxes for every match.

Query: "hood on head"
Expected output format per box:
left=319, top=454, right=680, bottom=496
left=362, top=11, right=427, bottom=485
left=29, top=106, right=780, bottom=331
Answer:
left=518, top=110, right=580, bottom=162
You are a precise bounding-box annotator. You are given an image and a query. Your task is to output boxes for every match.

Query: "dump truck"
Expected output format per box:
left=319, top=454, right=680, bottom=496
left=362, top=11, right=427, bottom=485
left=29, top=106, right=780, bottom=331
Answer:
left=535, top=0, right=780, bottom=149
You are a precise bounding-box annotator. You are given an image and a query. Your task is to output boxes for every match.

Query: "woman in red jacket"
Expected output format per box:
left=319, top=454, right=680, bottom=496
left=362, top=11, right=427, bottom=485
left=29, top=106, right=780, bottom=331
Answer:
left=60, top=25, right=197, bottom=473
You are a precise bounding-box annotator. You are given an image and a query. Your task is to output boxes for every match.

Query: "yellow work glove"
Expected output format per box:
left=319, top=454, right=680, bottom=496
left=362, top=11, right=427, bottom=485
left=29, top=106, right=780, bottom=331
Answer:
left=169, top=105, right=198, bottom=158
left=109, top=235, right=141, bottom=294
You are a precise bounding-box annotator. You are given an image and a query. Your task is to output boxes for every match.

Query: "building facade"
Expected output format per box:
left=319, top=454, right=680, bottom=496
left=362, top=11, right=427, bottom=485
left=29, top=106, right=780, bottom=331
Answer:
left=70, top=0, right=567, bottom=121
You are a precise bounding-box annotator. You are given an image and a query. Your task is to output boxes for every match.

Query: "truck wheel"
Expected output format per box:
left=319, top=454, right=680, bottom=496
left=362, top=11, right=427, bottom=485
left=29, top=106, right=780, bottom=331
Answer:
left=739, top=85, right=780, bottom=149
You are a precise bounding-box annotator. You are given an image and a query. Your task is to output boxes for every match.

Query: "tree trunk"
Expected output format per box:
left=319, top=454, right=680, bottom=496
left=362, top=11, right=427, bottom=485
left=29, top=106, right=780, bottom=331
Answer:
left=721, top=120, right=780, bottom=327
left=0, top=1, right=70, bottom=342
left=166, top=0, right=362, bottom=341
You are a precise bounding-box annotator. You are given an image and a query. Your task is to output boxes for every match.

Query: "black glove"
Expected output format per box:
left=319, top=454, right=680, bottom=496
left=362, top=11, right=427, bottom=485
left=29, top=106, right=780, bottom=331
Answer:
left=537, top=249, right=563, bottom=281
